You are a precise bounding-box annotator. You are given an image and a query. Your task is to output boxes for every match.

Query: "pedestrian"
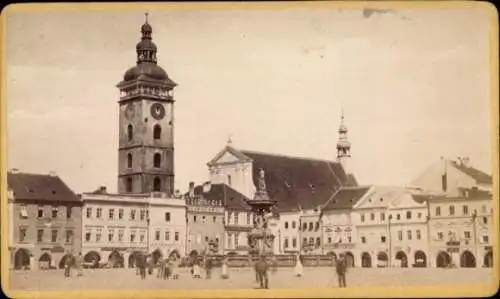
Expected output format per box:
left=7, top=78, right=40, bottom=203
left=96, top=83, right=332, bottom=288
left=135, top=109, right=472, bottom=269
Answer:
left=204, top=256, right=213, bottom=279
left=255, top=255, right=269, bottom=289
left=294, top=254, right=303, bottom=277
left=75, top=252, right=83, bottom=277
left=157, top=258, right=165, bottom=279
left=136, top=252, right=146, bottom=280
left=146, top=255, right=154, bottom=275
left=221, top=256, right=229, bottom=279
left=170, top=256, right=179, bottom=280
left=270, top=255, right=278, bottom=275
left=335, top=253, right=347, bottom=288
left=63, top=253, right=73, bottom=278
left=192, top=259, right=201, bottom=279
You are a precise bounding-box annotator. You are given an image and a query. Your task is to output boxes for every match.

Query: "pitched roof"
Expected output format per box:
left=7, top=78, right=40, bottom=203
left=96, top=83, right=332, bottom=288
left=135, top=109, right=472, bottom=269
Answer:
left=188, top=183, right=251, bottom=211
left=412, top=187, right=492, bottom=204
left=449, top=160, right=492, bottom=184
left=322, top=186, right=371, bottom=211
left=207, top=146, right=252, bottom=166
left=7, top=172, right=80, bottom=203
left=345, top=174, right=358, bottom=187
left=240, top=150, right=355, bottom=211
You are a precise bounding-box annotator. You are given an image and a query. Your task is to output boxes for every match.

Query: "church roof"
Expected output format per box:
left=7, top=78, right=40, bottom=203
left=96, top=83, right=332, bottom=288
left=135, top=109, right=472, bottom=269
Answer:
left=8, top=172, right=80, bottom=203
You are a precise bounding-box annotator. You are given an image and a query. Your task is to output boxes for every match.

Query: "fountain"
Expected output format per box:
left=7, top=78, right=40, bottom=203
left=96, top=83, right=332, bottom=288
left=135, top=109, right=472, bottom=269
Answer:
left=247, top=169, right=277, bottom=256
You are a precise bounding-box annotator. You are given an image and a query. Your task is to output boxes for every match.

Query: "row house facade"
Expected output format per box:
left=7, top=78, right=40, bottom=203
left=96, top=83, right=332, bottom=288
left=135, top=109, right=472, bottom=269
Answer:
left=185, top=182, right=225, bottom=255
left=80, top=187, right=186, bottom=267
left=7, top=171, right=83, bottom=270
left=409, top=156, right=493, bottom=269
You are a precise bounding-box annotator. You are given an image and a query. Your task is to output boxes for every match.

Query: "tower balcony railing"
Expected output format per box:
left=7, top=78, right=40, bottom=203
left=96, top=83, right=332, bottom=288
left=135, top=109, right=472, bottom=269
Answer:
left=120, top=88, right=173, bottom=101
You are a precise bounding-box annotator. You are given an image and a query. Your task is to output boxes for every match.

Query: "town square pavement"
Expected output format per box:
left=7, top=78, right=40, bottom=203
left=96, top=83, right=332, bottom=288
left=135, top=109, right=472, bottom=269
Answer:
left=8, top=267, right=494, bottom=291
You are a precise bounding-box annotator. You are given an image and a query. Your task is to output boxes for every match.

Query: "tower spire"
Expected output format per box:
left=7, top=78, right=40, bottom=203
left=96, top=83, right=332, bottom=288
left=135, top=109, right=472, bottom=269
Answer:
left=137, top=12, right=157, bottom=64
left=336, top=109, right=351, bottom=173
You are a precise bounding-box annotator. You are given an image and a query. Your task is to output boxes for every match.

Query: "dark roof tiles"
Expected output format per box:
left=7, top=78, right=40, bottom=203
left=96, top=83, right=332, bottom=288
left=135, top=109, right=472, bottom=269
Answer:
left=322, top=186, right=371, bottom=211
left=450, top=161, right=492, bottom=184
left=7, top=172, right=80, bottom=203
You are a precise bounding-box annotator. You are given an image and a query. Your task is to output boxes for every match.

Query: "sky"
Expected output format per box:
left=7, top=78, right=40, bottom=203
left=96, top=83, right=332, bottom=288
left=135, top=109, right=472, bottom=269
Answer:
left=5, top=5, right=494, bottom=194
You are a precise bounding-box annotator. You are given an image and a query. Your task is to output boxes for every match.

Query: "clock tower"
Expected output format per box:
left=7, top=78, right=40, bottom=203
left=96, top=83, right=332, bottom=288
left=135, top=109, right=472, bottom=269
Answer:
left=116, top=14, right=177, bottom=196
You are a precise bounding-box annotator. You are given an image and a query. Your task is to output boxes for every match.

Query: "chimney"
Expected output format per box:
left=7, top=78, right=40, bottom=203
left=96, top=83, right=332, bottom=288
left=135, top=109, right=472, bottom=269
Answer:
left=189, top=182, right=195, bottom=197
left=48, top=170, right=57, bottom=177
left=99, top=186, right=107, bottom=193
left=202, top=181, right=212, bottom=193
left=9, top=168, right=19, bottom=174
left=462, top=157, right=470, bottom=167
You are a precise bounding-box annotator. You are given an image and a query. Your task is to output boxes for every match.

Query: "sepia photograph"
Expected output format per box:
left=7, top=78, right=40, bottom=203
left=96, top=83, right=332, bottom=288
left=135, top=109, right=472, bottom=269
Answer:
left=1, top=1, right=498, bottom=298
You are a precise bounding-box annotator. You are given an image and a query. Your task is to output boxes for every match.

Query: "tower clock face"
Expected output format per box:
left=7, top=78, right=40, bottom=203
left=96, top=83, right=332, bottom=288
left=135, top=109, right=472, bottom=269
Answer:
left=125, top=103, right=135, bottom=120
left=150, top=103, right=166, bottom=120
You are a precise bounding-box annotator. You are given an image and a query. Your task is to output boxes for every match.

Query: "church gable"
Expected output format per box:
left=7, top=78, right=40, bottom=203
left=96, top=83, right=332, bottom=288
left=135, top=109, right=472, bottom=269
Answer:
left=207, top=146, right=252, bottom=166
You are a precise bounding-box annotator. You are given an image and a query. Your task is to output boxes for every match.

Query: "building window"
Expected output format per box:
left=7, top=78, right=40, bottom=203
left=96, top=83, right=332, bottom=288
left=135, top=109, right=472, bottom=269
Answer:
left=37, top=206, right=44, bottom=218
left=361, top=236, right=366, bottom=243
left=129, top=209, right=136, bottom=220
left=416, top=230, right=421, bottom=240
left=328, top=237, right=332, bottom=244
left=37, top=229, right=44, bottom=242
left=417, top=212, right=422, bottom=219
left=463, top=205, right=469, bottom=215
left=316, top=237, right=321, bottom=246
left=407, top=230, right=412, bottom=240
left=292, top=221, right=296, bottom=229
left=235, top=233, right=240, bottom=247
left=437, top=232, right=444, bottom=240
left=380, top=212, right=385, bottom=221
left=96, top=208, right=102, bottom=219
left=213, top=216, right=217, bottom=223
left=302, top=237, right=307, bottom=246
left=85, top=232, right=91, bottom=242
left=86, top=207, right=92, bottom=218
left=284, top=222, right=289, bottom=229
left=396, top=214, right=401, bottom=220
left=130, top=232, right=136, bottom=242
left=51, top=229, right=58, bottom=242
left=361, top=214, right=365, bottom=222
left=165, top=212, right=171, bottom=222
left=464, top=231, right=471, bottom=239
left=228, top=233, right=233, bottom=248
left=174, top=232, right=179, bottom=241
left=302, top=222, right=307, bottom=231
left=165, top=231, right=170, bottom=241
left=153, top=125, right=161, bottom=140
left=108, top=231, right=114, bottom=242
left=118, top=230, right=124, bottom=242
left=234, top=213, right=239, bottom=225
left=308, top=237, right=314, bottom=245
left=126, top=178, right=133, bottom=193
left=140, top=234, right=145, bottom=242
left=155, top=230, right=160, bottom=241
left=483, top=236, right=489, bottom=243
left=398, top=231, right=403, bottom=241
left=51, top=207, right=58, bottom=218
left=315, top=222, right=320, bottom=231
left=227, top=175, right=232, bottom=186
left=96, top=229, right=102, bottom=242
left=449, top=205, right=455, bottom=216
left=19, top=228, right=27, bottom=242
left=109, top=209, right=115, bottom=220
left=19, top=205, right=28, bottom=218
left=284, top=238, right=289, bottom=248
left=118, top=208, right=124, bottom=220
left=127, top=153, right=133, bottom=168
left=140, top=210, right=145, bottom=221
left=153, top=177, right=161, bottom=191
left=370, top=213, right=375, bottom=221
left=406, top=211, right=412, bottom=219
left=435, top=206, right=441, bottom=216
left=381, top=236, right=386, bottom=243
left=154, top=153, right=161, bottom=168
left=193, top=215, right=197, bottom=222
left=483, top=217, right=488, bottom=224
left=127, top=124, right=133, bottom=141
left=308, top=222, right=313, bottom=231
left=65, top=230, right=73, bottom=243
left=246, top=213, right=251, bottom=225
left=292, top=238, right=297, bottom=248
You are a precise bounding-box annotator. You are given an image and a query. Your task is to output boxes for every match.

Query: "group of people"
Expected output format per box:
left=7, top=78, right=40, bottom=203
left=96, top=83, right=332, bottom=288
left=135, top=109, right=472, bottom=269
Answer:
left=62, top=252, right=83, bottom=278
left=190, top=256, right=230, bottom=279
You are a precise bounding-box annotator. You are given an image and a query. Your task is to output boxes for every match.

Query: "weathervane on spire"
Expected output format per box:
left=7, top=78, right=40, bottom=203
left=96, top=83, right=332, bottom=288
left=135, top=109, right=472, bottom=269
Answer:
left=227, top=134, right=233, bottom=146
left=145, top=12, right=149, bottom=23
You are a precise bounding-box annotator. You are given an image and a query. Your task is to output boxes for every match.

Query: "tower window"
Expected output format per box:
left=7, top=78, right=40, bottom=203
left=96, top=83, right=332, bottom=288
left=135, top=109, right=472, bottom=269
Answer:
left=153, top=125, right=161, bottom=140
left=228, top=175, right=232, bottom=186
left=154, top=153, right=161, bottom=168
left=153, top=177, right=161, bottom=192
left=127, top=125, right=133, bottom=141
left=126, top=178, right=133, bottom=193
left=127, top=153, right=133, bottom=168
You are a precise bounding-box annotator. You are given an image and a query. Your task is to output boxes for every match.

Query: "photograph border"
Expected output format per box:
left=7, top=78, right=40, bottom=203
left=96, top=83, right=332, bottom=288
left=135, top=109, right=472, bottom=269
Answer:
left=1, top=1, right=498, bottom=298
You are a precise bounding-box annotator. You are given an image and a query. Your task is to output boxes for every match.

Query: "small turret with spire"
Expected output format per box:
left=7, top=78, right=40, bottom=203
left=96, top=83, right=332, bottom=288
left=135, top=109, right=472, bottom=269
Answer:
left=336, top=109, right=351, bottom=174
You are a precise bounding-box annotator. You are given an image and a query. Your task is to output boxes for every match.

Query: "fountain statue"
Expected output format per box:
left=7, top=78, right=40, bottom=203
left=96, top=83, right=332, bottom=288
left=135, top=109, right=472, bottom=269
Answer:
left=247, top=169, right=277, bottom=255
